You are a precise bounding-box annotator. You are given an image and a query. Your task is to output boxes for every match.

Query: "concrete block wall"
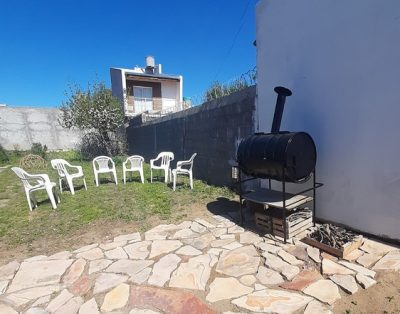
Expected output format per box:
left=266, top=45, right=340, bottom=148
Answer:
left=126, top=86, right=256, bottom=186
left=0, top=106, right=82, bottom=151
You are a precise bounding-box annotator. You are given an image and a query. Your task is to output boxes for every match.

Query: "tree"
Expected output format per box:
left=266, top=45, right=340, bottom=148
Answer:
left=60, top=81, right=125, bottom=156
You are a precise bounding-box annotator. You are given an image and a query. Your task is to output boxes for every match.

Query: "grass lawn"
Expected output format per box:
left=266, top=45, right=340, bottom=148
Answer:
left=0, top=151, right=234, bottom=259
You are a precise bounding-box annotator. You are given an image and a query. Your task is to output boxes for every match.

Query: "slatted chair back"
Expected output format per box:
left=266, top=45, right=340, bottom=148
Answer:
left=51, top=159, right=68, bottom=177
left=126, top=155, right=144, bottom=169
left=160, top=152, right=174, bottom=167
left=186, top=153, right=197, bottom=171
left=11, top=167, right=34, bottom=189
left=93, top=156, right=114, bottom=171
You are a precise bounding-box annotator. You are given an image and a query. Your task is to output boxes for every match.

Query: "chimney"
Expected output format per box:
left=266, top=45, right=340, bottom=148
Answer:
left=270, top=86, right=292, bottom=133
left=155, top=63, right=162, bottom=74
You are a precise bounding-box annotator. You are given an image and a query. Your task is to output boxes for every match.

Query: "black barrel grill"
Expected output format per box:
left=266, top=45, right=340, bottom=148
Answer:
left=235, top=87, right=323, bottom=243
left=237, top=131, right=316, bottom=183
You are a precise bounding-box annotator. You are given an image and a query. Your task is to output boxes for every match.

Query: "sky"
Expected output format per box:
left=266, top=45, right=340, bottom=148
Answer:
left=0, top=0, right=257, bottom=108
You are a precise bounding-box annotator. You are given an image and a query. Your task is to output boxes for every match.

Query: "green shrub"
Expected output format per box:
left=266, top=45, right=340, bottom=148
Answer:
left=204, top=79, right=249, bottom=102
left=0, top=144, right=9, bottom=164
left=47, top=150, right=85, bottom=162
left=12, top=144, right=22, bottom=157
left=30, top=143, right=48, bottom=158
left=112, top=156, right=125, bottom=166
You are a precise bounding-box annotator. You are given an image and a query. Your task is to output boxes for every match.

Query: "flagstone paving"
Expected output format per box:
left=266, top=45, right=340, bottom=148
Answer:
left=0, top=215, right=399, bottom=313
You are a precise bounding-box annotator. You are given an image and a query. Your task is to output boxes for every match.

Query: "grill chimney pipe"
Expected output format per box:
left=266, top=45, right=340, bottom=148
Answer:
left=271, top=86, right=292, bottom=133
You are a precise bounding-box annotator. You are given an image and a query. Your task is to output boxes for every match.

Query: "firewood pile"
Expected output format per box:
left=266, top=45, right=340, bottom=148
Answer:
left=309, top=224, right=358, bottom=249
left=19, top=154, right=47, bottom=169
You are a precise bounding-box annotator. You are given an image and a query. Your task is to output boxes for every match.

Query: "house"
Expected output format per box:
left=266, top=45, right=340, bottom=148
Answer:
left=110, top=56, right=184, bottom=117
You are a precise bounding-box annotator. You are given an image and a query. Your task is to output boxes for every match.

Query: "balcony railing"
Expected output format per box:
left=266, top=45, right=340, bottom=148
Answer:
left=125, top=97, right=191, bottom=119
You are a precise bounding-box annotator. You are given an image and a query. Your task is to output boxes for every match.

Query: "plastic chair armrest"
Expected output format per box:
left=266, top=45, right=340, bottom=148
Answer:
left=177, top=160, right=191, bottom=167
left=29, top=173, right=49, bottom=180
left=68, top=164, right=81, bottom=170
left=109, top=159, right=116, bottom=169
left=64, top=163, right=80, bottom=174
left=29, top=174, right=51, bottom=185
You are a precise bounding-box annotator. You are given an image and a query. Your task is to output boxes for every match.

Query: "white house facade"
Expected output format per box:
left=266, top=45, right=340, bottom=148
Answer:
left=110, top=56, right=184, bottom=117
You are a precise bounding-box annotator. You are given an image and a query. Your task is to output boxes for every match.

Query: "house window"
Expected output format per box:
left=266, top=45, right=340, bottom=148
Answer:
left=133, top=86, right=153, bottom=113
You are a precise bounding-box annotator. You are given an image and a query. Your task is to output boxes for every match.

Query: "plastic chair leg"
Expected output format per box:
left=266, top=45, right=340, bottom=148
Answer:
left=140, top=169, right=144, bottom=184
left=25, top=190, right=33, bottom=211
left=190, top=172, right=193, bottom=189
left=54, top=188, right=61, bottom=204
left=113, top=170, right=118, bottom=184
left=94, top=172, right=99, bottom=187
left=31, top=193, right=38, bottom=208
left=164, top=169, right=169, bottom=183
left=83, top=177, right=88, bottom=190
left=67, top=178, right=75, bottom=195
left=123, top=169, right=126, bottom=184
left=150, top=168, right=153, bottom=183
left=46, top=185, right=58, bottom=209
left=173, top=173, right=177, bottom=191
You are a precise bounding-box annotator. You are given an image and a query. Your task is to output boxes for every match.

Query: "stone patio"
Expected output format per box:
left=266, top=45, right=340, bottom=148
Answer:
left=0, top=215, right=399, bottom=313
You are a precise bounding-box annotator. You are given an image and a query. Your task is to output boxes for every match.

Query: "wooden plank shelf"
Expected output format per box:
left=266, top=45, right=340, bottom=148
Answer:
left=254, top=207, right=313, bottom=240
left=273, top=217, right=312, bottom=239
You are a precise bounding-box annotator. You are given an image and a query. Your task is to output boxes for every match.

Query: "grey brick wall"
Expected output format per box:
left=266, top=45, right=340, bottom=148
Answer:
left=0, top=107, right=83, bottom=151
left=126, top=86, right=256, bottom=186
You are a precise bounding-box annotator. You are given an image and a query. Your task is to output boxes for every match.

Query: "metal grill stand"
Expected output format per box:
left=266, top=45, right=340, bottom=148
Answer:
left=236, top=168, right=323, bottom=243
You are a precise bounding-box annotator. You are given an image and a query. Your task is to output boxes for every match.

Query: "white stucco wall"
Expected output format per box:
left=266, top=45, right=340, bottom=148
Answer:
left=256, top=0, right=400, bottom=240
left=161, top=80, right=180, bottom=110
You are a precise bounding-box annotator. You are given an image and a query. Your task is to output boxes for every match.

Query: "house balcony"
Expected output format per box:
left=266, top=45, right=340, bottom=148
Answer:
left=125, top=96, right=191, bottom=118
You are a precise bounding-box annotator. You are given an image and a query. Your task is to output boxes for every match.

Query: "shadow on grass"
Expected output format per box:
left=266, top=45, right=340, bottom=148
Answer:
left=124, top=177, right=144, bottom=184
left=96, top=178, right=118, bottom=185
left=35, top=198, right=53, bottom=207
left=59, top=183, right=86, bottom=193
left=166, top=182, right=193, bottom=191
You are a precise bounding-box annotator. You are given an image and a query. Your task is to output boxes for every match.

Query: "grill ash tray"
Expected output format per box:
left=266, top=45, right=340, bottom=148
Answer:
left=242, top=188, right=313, bottom=210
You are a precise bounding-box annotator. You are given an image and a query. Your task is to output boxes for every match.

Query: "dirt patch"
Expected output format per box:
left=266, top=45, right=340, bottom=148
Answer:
left=0, top=199, right=9, bottom=208
left=333, top=271, right=400, bottom=314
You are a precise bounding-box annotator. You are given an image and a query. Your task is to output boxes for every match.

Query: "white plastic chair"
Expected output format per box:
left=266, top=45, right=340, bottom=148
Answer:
left=123, top=155, right=144, bottom=184
left=51, top=159, right=87, bottom=195
left=11, top=167, right=60, bottom=211
left=172, top=153, right=197, bottom=191
left=150, top=152, right=174, bottom=183
left=92, top=156, right=118, bottom=186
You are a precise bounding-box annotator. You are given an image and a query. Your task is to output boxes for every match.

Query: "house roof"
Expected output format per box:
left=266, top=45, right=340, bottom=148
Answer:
left=111, top=67, right=181, bottom=82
